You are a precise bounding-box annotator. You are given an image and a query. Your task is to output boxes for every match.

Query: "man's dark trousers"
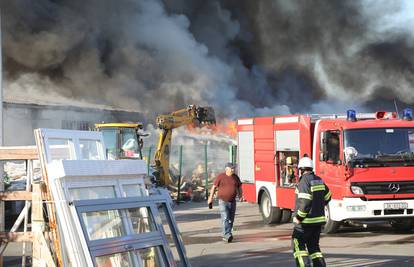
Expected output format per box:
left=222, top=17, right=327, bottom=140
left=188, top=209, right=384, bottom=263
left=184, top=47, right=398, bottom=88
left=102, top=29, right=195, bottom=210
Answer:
left=292, top=223, right=326, bottom=267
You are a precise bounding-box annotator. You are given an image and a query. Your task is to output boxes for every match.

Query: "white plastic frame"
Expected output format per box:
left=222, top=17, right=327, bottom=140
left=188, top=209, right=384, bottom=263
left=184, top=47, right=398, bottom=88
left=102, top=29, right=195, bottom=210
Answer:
left=74, top=196, right=179, bottom=267
left=39, top=128, right=106, bottom=162
left=36, top=128, right=190, bottom=267
left=47, top=160, right=148, bottom=266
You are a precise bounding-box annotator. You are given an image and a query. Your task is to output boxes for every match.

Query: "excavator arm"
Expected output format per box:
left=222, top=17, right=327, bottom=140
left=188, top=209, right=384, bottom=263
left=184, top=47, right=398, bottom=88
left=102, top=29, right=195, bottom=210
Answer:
left=153, top=105, right=216, bottom=186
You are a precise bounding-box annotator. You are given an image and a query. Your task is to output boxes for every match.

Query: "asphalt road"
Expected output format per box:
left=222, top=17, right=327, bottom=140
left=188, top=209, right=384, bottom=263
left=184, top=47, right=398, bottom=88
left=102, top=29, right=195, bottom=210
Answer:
left=174, top=201, right=414, bottom=267
left=3, top=201, right=413, bottom=266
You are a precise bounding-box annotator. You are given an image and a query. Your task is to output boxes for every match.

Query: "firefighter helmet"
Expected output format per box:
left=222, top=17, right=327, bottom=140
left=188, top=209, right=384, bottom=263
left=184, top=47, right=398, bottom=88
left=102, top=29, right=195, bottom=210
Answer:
left=298, top=157, right=313, bottom=169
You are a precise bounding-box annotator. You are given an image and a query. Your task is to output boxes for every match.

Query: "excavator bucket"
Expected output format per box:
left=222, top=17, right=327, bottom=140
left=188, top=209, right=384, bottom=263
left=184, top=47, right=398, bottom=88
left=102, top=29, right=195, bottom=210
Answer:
left=196, top=107, right=216, bottom=125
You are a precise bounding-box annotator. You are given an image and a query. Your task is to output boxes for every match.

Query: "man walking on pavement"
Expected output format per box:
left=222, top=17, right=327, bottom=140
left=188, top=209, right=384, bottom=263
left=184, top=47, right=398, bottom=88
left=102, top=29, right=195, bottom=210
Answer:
left=292, top=156, right=331, bottom=267
left=208, top=162, right=242, bottom=243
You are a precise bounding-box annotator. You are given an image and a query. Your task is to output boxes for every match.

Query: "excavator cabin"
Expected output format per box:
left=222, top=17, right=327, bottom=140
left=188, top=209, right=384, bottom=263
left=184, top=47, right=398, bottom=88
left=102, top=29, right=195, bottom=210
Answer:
left=95, top=122, right=146, bottom=160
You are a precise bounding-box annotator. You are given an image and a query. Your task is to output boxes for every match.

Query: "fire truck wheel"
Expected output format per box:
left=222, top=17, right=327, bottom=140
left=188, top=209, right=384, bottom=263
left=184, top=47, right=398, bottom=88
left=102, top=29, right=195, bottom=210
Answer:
left=391, top=219, right=414, bottom=233
left=280, top=209, right=292, bottom=224
left=259, top=190, right=282, bottom=224
left=323, top=205, right=341, bottom=234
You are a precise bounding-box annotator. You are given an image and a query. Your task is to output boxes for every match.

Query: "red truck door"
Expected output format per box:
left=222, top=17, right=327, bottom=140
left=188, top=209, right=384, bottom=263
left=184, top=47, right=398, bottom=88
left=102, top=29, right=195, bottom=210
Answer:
left=254, top=117, right=275, bottom=183
left=317, top=128, right=345, bottom=198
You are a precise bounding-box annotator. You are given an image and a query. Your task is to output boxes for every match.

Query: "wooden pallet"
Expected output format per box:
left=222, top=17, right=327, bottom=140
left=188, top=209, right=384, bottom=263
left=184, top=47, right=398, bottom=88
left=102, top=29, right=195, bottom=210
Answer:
left=0, top=146, right=56, bottom=267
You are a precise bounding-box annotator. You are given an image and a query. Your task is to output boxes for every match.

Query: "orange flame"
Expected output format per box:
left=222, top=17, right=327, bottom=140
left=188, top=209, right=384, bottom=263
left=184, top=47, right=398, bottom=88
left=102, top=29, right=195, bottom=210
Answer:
left=186, top=120, right=237, bottom=138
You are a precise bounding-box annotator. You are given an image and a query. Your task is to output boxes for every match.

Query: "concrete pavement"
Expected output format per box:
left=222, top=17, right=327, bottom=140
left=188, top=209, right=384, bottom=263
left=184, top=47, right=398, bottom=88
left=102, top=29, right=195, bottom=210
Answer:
left=173, top=201, right=414, bottom=267
left=3, top=200, right=413, bottom=266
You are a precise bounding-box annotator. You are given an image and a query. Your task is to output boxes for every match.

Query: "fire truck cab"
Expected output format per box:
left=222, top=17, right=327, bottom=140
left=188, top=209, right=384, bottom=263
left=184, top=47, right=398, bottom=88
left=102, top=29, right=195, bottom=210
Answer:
left=237, top=109, right=414, bottom=233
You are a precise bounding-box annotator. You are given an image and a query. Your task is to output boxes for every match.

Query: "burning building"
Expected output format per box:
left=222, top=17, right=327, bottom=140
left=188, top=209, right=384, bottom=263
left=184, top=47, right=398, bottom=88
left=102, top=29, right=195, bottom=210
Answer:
left=1, top=1, right=414, bottom=142
left=2, top=0, right=414, bottom=127
left=3, top=100, right=143, bottom=146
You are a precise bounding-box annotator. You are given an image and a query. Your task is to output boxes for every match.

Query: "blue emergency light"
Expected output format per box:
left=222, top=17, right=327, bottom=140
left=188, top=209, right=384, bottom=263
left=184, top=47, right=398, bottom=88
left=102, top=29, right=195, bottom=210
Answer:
left=403, top=108, right=413, bottom=121
left=347, top=109, right=357, bottom=122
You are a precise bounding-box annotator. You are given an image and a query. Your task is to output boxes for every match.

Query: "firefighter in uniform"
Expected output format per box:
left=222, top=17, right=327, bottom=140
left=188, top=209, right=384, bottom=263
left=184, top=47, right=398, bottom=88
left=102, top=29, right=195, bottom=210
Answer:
left=292, top=157, right=332, bottom=267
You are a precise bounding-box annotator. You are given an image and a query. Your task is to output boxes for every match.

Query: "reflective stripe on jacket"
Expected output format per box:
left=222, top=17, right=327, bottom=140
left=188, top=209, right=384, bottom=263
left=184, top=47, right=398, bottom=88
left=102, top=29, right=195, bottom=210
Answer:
left=293, top=172, right=331, bottom=225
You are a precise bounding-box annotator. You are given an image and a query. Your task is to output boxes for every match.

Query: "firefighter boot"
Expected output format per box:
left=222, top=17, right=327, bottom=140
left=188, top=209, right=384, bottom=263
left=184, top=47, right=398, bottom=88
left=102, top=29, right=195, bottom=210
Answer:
left=311, top=256, right=326, bottom=267
left=293, top=240, right=311, bottom=267
left=294, top=255, right=311, bottom=267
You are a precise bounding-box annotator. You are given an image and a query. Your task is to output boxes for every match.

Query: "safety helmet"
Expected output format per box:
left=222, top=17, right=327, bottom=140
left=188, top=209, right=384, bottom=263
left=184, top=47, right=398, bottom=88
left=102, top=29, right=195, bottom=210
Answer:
left=286, top=157, right=292, bottom=165
left=298, top=157, right=313, bottom=169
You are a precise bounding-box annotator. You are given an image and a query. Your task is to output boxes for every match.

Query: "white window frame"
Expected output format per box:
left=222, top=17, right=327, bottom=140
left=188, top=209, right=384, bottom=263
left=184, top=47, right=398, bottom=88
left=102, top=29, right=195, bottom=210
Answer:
left=35, top=129, right=190, bottom=267
left=47, top=160, right=149, bottom=266
left=74, top=196, right=180, bottom=267
left=39, top=128, right=106, bottom=162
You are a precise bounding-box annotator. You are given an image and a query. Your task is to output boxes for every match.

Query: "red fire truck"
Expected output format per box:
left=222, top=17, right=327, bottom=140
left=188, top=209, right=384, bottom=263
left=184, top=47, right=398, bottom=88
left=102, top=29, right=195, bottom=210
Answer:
left=237, top=109, right=414, bottom=233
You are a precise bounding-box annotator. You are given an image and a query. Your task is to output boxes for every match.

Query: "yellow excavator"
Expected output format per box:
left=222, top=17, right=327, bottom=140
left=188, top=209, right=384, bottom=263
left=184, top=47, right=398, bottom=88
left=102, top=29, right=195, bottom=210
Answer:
left=153, top=105, right=216, bottom=187
left=95, top=122, right=147, bottom=160
left=95, top=105, right=215, bottom=188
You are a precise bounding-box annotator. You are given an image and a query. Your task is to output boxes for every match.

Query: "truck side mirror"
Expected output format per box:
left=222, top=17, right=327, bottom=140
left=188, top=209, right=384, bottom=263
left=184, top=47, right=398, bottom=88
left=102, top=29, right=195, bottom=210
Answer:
left=320, top=132, right=328, bottom=161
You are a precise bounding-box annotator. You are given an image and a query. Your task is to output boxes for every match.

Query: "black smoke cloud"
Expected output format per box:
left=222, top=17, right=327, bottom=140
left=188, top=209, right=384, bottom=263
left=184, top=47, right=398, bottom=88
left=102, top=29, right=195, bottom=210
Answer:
left=167, top=0, right=414, bottom=112
left=1, top=0, right=413, bottom=121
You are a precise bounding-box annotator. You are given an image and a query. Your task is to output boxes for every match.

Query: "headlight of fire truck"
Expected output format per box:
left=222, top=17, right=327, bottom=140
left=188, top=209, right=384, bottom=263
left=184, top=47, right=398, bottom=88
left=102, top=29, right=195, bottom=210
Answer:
left=351, top=186, right=364, bottom=195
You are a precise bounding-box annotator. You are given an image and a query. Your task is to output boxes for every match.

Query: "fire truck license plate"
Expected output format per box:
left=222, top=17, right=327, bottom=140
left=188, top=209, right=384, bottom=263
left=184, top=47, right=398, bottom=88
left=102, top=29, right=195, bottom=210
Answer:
left=384, top=202, right=408, bottom=210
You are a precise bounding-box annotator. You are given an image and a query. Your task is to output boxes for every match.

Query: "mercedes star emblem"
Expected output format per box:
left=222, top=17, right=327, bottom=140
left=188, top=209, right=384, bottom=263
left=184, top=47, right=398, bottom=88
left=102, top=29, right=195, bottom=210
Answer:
left=388, top=183, right=400, bottom=193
